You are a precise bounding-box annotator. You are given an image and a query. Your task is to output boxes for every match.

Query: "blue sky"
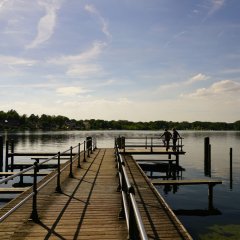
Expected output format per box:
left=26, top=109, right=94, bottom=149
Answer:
left=0, top=0, right=240, bottom=122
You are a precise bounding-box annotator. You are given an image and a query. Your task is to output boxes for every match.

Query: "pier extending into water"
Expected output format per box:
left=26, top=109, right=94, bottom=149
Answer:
left=0, top=136, right=221, bottom=239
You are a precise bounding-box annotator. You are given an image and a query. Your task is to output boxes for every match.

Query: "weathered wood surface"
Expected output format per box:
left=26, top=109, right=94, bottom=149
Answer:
left=0, top=149, right=128, bottom=239
left=0, top=148, right=192, bottom=239
left=123, top=154, right=192, bottom=240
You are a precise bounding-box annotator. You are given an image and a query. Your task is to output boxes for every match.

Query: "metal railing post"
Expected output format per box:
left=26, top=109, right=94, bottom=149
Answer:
left=151, top=137, right=153, bottom=152
left=90, top=137, right=93, bottom=154
left=69, top=146, right=74, bottom=178
left=30, top=161, right=39, bottom=222
left=87, top=140, right=90, bottom=157
left=55, top=152, right=62, bottom=193
left=84, top=141, right=86, bottom=162
left=78, top=143, right=81, bottom=168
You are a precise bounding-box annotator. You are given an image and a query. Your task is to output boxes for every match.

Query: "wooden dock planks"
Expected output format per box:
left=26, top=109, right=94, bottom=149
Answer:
left=123, top=154, right=192, bottom=240
left=0, top=148, right=193, bottom=239
left=0, top=149, right=128, bottom=240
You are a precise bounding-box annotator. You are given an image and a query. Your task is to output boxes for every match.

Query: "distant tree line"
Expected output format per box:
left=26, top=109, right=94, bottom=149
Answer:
left=0, top=109, right=240, bottom=131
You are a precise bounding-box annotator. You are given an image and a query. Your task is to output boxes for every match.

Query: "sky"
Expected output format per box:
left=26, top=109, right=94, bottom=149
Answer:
left=0, top=0, right=240, bottom=122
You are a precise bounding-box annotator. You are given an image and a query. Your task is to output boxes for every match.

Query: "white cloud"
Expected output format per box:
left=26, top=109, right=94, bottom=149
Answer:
left=56, top=86, right=90, bottom=96
left=185, top=73, right=209, bottom=85
left=84, top=4, right=112, bottom=39
left=0, top=55, right=37, bottom=66
left=48, top=41, right=106, bottom=65
left=66, top=64, right=103, bottom=77
left=183, top=80, right=240, bottom=98
left=26, top=0, right=61, bottom=49
left=157, top=73, right=210, bottom=92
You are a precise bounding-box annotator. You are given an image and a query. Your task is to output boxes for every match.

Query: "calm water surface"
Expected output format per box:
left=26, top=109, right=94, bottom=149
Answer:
left=0, top=130, right=240, bottom=239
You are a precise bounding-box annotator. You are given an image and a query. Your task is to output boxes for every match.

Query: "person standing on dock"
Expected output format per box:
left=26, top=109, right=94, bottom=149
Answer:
left=172, top=128, right=181, bottom=151
left=160, top=129, right=172, bottom=151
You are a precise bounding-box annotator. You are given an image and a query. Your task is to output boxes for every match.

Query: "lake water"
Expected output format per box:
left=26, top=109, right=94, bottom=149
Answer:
left=0, top=130, right=240, bottom=239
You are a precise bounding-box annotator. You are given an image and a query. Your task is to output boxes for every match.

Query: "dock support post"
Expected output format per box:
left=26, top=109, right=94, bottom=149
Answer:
left=69, top=146, right=74, bottom=178
left=204, top=137, right=211, bottom=176
left=230, top=148, right=233, bottom=190
left=19, top=167, right=24, bottom=186
left=0, top=136, right=3, bottom=172
left=5, top=140, right=9, bottom=172
left=208, top=184, right=214, bottom=210
left=30, top=161, right=39, bottom=222
left=77, top=143, right=81, bottom=168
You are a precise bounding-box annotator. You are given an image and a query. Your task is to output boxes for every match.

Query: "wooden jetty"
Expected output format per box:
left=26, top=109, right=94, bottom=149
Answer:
left=0, top=137, right=193, bottom=240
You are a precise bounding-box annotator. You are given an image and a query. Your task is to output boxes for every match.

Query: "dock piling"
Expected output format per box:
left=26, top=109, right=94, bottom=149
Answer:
left=204, top=137, right=211, bottom=176
left=230, top=148, right=233, bottom=190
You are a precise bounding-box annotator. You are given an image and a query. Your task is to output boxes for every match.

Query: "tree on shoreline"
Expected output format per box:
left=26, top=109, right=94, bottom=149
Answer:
left=0, top=109, right=239, bottom=131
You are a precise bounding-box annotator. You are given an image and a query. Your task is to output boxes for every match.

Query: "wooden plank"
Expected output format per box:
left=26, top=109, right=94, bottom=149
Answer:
left=151, top=179, right=222, bottom=185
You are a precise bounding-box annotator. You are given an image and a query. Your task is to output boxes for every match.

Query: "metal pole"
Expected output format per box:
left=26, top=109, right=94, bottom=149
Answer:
left=150, top=137, right=153, bottom=152
left=5, top=140, right=9, bottom=172
left=78, top=143, right=81, bottom=168
left=0, top=136, right=3, bottom=172
left=83, top=141, right=86, bottom=162
left=69, top=147, right=74, bottom=178
left=30, top=161, right=39, bottom=222
left=91, top=137, right=93, bottom=154
left=10, top=139, right=14, bottom=172
left=55, top=152, right=62, bottom=193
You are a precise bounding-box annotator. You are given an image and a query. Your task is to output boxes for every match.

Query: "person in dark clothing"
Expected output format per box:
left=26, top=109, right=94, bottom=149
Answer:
left=172, top=128, right=181, bottom=151
left=160, top=129, right=172, bottom=151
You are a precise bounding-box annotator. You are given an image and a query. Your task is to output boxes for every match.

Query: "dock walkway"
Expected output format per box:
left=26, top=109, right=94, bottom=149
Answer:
left=122, top=154, right=191, bottom=239
left=0, top=148, right=192, bottom=239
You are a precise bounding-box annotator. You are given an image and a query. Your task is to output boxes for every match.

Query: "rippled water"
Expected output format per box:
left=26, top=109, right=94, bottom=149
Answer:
left=0, top=130, right=240, bottom=239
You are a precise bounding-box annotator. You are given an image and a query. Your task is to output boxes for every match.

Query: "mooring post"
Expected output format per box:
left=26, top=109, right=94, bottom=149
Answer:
left=204, top=137, right=211, bottom=176
left=69, top=146, right=74, bottom=178
left=77, top=143, right=81, bottom=168
left=55, top=152, right=62, bottom=193
left=0, top=136, right=3, bottom=172
left=230, top=148, right=233, bottom=190
left=208, top=144, right=211, bottom=177
left=30, top=161, right=39, bottom=222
